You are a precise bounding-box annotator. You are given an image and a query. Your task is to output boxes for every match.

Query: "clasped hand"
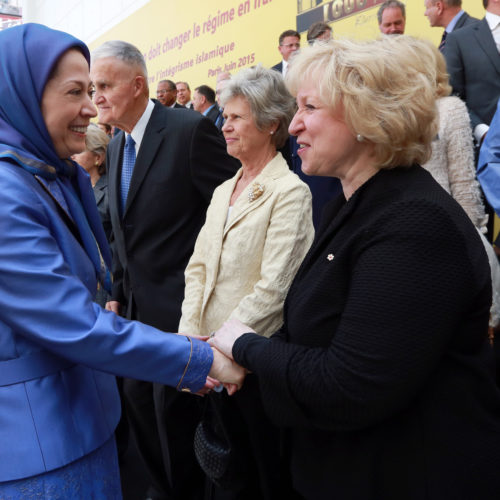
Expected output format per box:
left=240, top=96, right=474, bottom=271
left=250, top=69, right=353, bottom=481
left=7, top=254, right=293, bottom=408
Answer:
left=185, top=319, right=255, bottom=396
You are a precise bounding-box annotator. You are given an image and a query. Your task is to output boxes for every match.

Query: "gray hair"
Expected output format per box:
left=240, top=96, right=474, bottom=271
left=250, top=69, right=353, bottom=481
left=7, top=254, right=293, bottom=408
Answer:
left=377, top=1, right=406, bottom=24
left=220, top=65, right=295, bottom=149
left=91, top=40, right=148, bottom=80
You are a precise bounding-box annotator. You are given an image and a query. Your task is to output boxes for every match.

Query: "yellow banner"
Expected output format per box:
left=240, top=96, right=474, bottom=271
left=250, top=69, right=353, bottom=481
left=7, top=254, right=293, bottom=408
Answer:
left=89, top=0, right=485, bottom=94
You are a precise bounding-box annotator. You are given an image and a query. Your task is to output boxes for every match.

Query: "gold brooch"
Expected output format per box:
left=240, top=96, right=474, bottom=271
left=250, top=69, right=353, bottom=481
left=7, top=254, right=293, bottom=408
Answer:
left=248, top=182, right=265, bottom=202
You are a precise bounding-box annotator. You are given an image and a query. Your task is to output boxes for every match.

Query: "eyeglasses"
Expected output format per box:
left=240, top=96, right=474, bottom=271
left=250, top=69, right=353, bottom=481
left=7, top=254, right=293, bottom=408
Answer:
left=280, top=43, right=300, bottom=49
left=156, top=89, right=175, bottom=95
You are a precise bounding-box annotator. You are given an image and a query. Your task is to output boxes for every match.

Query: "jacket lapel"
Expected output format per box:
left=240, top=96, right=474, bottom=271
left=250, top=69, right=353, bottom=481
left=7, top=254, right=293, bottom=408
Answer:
left=223, top=154, right=286, bottom=236
left=474, top=19, right=500, bottom=78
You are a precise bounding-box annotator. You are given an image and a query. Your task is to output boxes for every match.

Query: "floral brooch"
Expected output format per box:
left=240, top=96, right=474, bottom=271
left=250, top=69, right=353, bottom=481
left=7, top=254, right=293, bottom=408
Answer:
left=248, top=182, right=265, bottom=202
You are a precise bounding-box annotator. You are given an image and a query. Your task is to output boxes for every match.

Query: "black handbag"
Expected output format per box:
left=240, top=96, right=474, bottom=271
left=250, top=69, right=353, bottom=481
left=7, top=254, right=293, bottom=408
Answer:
left=194, top=390, right=246, bottom=490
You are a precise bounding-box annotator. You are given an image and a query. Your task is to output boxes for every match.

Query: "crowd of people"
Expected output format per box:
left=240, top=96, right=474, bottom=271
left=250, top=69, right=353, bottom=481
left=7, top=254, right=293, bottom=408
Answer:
left=1, top=1, right=500, bottom=499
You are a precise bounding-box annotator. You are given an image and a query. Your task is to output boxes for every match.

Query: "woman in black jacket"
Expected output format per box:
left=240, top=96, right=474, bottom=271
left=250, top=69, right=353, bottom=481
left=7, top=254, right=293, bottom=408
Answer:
left=210, top=36, right=500, bottom=500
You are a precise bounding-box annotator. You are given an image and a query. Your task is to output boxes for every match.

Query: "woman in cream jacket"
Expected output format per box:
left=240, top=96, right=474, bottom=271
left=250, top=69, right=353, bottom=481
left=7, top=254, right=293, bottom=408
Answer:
left=179, top=66, right=314, bottom=499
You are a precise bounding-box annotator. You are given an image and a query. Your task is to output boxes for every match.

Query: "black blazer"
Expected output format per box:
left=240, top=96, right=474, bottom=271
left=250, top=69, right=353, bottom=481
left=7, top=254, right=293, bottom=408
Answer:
left=107, top=102, right=239, bottom=330
left=173, top=102, right=185, bottom=109
left=234, top=166, right=500, bottom=499
left=444, top=17, right=500, bottom=129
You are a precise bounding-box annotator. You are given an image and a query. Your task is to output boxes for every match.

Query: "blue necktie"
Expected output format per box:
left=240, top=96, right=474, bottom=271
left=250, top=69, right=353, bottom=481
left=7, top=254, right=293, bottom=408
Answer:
left=438, top=31, right=447, bottom=52
left=120, top=134, right=136, bottom=216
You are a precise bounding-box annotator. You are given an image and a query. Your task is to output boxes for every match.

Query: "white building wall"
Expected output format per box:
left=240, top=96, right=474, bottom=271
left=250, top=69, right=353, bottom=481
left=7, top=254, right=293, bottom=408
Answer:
left=23, top=0, right=150, bottom=44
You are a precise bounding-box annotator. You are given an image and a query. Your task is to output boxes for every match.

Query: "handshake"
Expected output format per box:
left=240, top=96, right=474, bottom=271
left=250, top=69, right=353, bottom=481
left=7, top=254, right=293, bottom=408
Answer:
left=184, top=319, right=254, bottom=396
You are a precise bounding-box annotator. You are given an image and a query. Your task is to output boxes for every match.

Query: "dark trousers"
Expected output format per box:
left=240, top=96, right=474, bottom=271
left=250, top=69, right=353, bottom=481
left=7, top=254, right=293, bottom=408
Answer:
left=123, top=379, right=205, bottom=500
left=205, top=375, right=299, bottom=500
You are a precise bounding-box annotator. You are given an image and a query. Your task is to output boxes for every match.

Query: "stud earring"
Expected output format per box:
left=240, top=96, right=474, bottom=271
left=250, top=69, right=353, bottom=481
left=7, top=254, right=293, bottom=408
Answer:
left=356, top=134, right=364, bottom=142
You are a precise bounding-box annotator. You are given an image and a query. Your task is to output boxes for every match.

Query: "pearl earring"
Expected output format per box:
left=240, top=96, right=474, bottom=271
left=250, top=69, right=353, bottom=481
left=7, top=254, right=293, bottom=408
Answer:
left=356, top=134, right=364, bottom=142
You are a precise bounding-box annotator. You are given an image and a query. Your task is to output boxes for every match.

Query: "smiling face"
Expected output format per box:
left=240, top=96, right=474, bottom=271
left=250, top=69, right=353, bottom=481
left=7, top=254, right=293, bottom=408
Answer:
left=41, top=49, right=96, bottom=159
left=289, top=82, right=361, bottom=178
left=222, top=96, right=273, bottom=163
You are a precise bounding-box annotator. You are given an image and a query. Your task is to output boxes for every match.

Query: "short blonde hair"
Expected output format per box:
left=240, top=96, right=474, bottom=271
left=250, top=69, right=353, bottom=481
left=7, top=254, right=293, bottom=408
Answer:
left=401, top=38, right=452, bottom=98
left=286, top=36, right=439, bottom=168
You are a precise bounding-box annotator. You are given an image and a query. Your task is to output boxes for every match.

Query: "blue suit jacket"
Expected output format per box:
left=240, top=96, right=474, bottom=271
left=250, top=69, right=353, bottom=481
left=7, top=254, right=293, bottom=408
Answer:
left=0, top=160, right=212, bottom=482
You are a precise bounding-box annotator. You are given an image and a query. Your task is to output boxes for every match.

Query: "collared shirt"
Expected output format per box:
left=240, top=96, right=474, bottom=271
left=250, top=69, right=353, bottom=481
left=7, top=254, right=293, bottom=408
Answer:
left=203, top=104, right=216, bottom=117
left=445, top=10, right=464, bottom=34
left=485, top=10, right=500, bottom=52
left=127, top=99, right=155, bottom=157
left=282, top=59, right=289, bottom=77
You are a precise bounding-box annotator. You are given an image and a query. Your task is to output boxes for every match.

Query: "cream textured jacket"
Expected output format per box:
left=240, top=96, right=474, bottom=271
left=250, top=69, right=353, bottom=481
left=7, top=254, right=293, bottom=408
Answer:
left=179, top=153, right=314, bottom=337
left=423, top=96, right=488, bottom=232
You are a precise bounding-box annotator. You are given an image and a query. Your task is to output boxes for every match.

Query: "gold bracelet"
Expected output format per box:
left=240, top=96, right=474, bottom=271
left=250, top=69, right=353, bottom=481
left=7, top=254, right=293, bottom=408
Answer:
left=176, top=336, right=193, bottom=391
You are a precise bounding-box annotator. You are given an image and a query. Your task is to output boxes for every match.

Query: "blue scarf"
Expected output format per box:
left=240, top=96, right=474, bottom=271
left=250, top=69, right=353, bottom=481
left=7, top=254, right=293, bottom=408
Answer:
left=0, top=23, right=112, bottom=294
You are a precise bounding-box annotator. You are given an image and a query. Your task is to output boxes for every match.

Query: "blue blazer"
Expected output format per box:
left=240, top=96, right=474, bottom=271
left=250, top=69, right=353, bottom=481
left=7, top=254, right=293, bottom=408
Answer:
left=0, top=161, right=211, bottom=482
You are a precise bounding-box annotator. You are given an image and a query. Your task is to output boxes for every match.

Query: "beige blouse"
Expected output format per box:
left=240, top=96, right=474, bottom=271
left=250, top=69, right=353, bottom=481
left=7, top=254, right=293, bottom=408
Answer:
left=179, top=153, right=314, bottom=337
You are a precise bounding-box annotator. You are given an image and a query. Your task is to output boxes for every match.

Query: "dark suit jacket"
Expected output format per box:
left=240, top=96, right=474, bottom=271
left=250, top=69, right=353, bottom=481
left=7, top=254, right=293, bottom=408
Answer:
left=452, top=10, right=478, bottom=31
left=107, top=101, right=239, bottom=330
left=173, top=102, right=185, bottom=109
left=233, top=165, right=500, bottom=499
left=271, top=61, right=283, bottom=74
left=205, top=104, right=220, bottom=123
left=444, top=18, right=500, bottom=129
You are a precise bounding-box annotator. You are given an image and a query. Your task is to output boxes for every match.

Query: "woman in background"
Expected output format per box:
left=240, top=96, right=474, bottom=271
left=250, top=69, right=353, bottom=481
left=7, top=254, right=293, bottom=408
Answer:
left=72, top=123, right=111, bottom=241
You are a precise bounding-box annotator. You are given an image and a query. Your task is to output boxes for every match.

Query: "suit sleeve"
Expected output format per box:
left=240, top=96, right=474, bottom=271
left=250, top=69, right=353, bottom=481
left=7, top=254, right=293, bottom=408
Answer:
left=189, top=117, right=240, bottom=201
left=444, top=34, right=482, bottom=129
left=233, top=202, right=487, bottom=430
left=0, top=165, right=212, bottom=393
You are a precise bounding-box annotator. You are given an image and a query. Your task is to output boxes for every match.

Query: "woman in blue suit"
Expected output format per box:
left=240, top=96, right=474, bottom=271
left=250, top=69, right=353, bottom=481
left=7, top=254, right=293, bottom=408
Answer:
left=0, top=23, right=242, bottom=498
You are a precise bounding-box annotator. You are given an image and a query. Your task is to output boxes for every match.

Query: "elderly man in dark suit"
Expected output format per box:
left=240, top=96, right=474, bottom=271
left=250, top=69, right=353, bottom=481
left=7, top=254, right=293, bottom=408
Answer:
left=90, top=40, right=239, bottom=500
left=443, top=0, right=500, bottom=146
left=424, top=0, right=478, bottom=51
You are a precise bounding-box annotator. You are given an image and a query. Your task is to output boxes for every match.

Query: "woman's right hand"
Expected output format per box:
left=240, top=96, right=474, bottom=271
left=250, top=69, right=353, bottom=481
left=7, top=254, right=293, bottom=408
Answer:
left=208, top=347, right=246, bottom=395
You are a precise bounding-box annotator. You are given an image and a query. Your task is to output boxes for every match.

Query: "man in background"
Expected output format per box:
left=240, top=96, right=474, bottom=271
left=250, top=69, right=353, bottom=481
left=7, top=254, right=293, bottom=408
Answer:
left=378, top=0, right=406, bottom=34
left=176, top=81, right=193, bottom=108
left=156, top=79, right=185, bottom=108
left=271, top=29, right=301, bottom=77
left=192, top=84, right=219, bottom=123
left=424, top=0, right=478, bottom=51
